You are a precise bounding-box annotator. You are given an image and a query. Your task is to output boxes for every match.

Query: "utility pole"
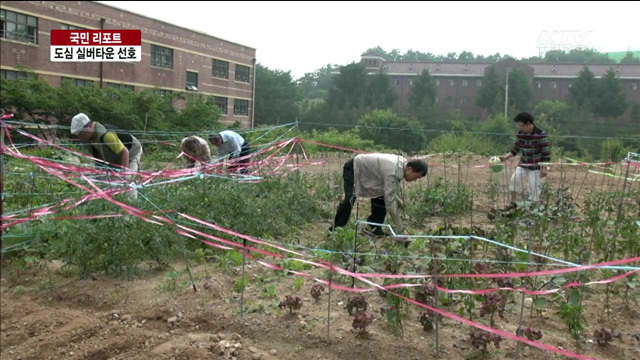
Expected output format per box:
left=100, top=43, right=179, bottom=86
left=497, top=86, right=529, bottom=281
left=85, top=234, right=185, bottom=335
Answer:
left=504, top=67, right=511, bottom=119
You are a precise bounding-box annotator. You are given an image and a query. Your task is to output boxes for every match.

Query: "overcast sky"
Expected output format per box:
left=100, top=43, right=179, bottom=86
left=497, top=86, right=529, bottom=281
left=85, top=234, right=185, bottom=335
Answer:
left=100, top=1, right=640, bottom=79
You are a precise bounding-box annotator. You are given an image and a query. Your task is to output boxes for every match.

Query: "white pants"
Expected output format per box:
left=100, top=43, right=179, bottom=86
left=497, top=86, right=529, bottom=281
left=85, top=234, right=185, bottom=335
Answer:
left=509, top=166, right=544, bottom=202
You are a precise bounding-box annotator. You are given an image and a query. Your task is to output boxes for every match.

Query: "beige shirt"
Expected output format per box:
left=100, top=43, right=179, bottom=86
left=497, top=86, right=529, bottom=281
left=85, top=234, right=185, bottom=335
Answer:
left=353, top=153, right=407, bottom=230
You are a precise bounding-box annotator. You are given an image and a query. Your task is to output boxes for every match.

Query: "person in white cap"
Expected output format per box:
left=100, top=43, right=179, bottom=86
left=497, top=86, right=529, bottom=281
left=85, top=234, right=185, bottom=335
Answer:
left=180, top=135, right=212, bottom=168
left=70, top=113, right=143, bottom=199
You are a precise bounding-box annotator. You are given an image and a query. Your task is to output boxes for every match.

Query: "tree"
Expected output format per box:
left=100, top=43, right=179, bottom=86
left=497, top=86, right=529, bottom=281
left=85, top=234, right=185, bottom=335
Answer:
left=593, top=69, right=628, bottom=118
left=568, top=67, right=599, bottom=111
left=298, top=64, right=336, bottom=100
left=328, top=62, right=368, bottom=110
left=619, top=51, right=640, bottom=64
left=631, top=103, right=640, bottom=123
left=458, top=51, right=475, bottom=62
left=409, top=70, right=437, bottom=112
left=0, top=75, right=217, bottom=133
left=504, top=69, right=532, bottom=113
left=357, top=109, right=425, bottom=152
left=475, top=66, right=502, bottom=113
left=364, top=72, right=397, bottom=109
left=254, top=64, right=302, bottom=125
left=540, top=49, right=614, bottom=64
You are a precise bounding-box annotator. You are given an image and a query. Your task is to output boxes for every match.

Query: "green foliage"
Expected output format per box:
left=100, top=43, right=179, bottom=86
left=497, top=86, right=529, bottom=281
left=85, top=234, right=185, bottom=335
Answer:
left=475, top=66, right=502, bottom=113
left=631, top=103, right=640, bottom=123
left=504, top=69, right=532, bottom=113
left=619, top=51, right=640, bottom=64
left=428, top=132, right=499, bottom=155
left=0, top=76, right=220, bottom=133
left=472, top=113, right=513, bottom=151
left=298, top=64, right=336, bottom=100
left=600, top=138, right=628, bottom=161
left=304, top=128, right=385, bottom=153
left=406, top=178, right=472, bottom=221
left=364, top=72, right=397, bottom=109
left=363, top=47, right=504, bottom=63
left=569, top=67, right=599, bottom=111
left=255, top=64, right=302, bottom=125
left=172, top=94, right=222, bottom=131
left=533, top=49, right=615, bottom=64
left=292, top=277, right=304, bottom=292
left=409, top=70, right=437, bottom=111
left=328, top=62, right=368, bottom=110
left=357, top=109, right=425, bottom=153
left=594, top=69, right=628, bottom=118
left=160, top=271, right=189, bottom=295
left=559, top=301, right=587, bottom=342
left=233, top=276, right=249, bottom=293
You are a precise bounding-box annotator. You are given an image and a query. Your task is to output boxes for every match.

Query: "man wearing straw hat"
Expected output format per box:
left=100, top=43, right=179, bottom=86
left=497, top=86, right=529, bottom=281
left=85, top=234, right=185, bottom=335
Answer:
left=498, top=112, right=551, bottom=209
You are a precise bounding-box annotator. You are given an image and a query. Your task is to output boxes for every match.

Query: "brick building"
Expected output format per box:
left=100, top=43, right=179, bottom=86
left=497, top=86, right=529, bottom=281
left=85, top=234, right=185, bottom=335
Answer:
left=361, top=53, right=640, bottom=119
left=0, top=1, right=256, bottom=127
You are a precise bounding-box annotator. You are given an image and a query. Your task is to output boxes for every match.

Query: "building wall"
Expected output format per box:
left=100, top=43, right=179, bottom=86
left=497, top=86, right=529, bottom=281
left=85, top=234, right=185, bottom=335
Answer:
left=392, top=67, right=640, bottom=117
left=0, top=1, right=256, bottom=127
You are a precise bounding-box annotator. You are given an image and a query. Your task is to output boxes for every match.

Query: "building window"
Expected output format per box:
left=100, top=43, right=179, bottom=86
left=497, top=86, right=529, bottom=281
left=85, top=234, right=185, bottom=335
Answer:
left=409, top=79, right=413, bottom=86
left=551, top=81, right=557, bottom=89
left=459, top=97, right=466, bottom=104
left=536, top=82, right=542, bottom=89
left=449, top=79, right=455, bottom=87
left=462, top=80, right=468, bottom=87
left=632, top=83, right=638, bottom=91
left=61, top=23, right=84, bottom=30
left=151, top=44, right=173, bottom=69
left=568, top=83, right=573, bottom=88
left=1, top=10, right=38, bottom=44
left=213, top=59, right=229, bottom=79
left=234, top=99, right=249, bottom=116
left=61, top=77, right=94, bottom=87
left=107, top=83, right=134, bottom=91
left=235, top=64, right=250, bottom=83
left=394, top=79, right=400, bottom=86
left=436, top=79, right=440, bottom=86
left=215, top=96, right=228, bottom=114
left=186, top=71, right=198, bottom=91
left=1, top=69, right=32, bottom=80
left=476, top=80, right=482, bottom=87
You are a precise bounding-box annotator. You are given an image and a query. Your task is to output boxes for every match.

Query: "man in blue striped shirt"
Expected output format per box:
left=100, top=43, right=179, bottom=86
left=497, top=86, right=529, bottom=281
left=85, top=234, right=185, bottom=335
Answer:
left=499, top=112, right=551, bottom=208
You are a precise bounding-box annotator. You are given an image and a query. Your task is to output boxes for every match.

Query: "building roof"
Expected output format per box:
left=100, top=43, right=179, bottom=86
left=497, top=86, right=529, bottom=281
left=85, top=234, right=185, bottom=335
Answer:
left=378, top=61, right=640, bottom=79
left=381, top=62, right=488, bottom=77
left=529, top=63, right=640, bottom=78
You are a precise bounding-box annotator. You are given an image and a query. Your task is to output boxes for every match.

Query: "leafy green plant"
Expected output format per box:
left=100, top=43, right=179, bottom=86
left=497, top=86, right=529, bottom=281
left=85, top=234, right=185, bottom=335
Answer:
left=292, top=277, right=304, bottom=292
left=558, top=302, right=587, bottom=343
left=233, top=276, right=249, bottom=293
left=262, top=284, right=278, bottom=300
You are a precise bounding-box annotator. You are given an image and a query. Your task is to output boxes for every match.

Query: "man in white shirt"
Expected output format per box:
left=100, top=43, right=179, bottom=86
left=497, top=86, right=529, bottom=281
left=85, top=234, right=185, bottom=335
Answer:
left=331, top=153, right=428, bottom=237
left=209, top=130, right=252, bottom=173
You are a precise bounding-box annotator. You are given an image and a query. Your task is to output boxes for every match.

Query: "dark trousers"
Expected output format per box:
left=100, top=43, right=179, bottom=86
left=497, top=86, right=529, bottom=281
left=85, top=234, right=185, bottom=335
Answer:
left=231, top=142, right=252, bottom=173
left=333, top=159, right=387, bottom=231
